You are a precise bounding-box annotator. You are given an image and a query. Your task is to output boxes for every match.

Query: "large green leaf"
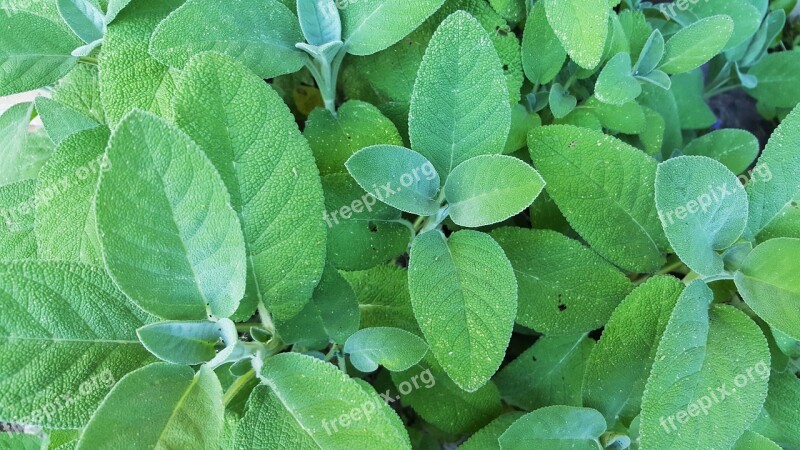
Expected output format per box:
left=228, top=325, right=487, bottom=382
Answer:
left=99, top=0, right=182, bottom=124
left=735, top=238, right=800, bottom=341
left=583, top=276, right=684, bottom=424
left=173, top=51, right=326, bottom=330
left=408, top=230, right=516, bottom=392
left=682, top=129, right=758, bottom=175
left=150, top=0, right=305, bottom=79
left=444, top=155, right=544, bottom=227
left=495, top=334, right=593, bottom=411
left=672, top=0, right=762, bottom=51
left=408, top=11, right=510, bottom=181
left=640, top=281, right=770, bottom=449
left=460, top=412, right=525, bottom=450
left=491, top=227, right=632, bottom=334
left=656, top=156, right=749, bottom=277
left=76, top=364, right=223, bottom=449
left=341, top=0, right=445, bottom=56
left=35, top=127, right=109, bottom=266
left=521, top=0, right=566, bottom=85
left=543, top=0, right=608, bottom=70
left=659, top=15, right=734, bottom=74
left=97, top=110, right=247, bottom=320
left=0, top=261, right=154, bottom=428
left=499, top=406, right=607, bottom=449
left=746, top=50, right=800, bottom=108
left=238, top=352, right=410, bottom=449
left=0, top=180, right=37, bottom=260
left=744, top=105, right=800, bottom=238
left=0, top=11, right=80, bottom=96
left=528, top=125, right=667, bottom=273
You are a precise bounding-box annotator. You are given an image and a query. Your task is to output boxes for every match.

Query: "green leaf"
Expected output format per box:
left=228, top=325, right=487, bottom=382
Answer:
left=757, top=192, right=800, bottom=242
left=582, top=96, right=646, bottom=134
left=460, top=412, right=525, bottom=450
left=746, top=50, right=800, bottom=109
left=305, top=100, right=403, bottom=176
left=735, top=238, right=800, bottom=341
left=341, top=0, right=444, bottom=56
left=498, top=406, right=607, bottom=450
left=744, top=104, right=800, bottom=238
left=751, top=371, right=800, bottom=448
left=491, top=227, right=633, bottom=334
left=634, top=30, right=665, bottom=75
left=409, top=11, right=511, bottom=180
left=344, top=327, right=428, bottom=372
left=583, top=276, right=684, bottom=424
left=656, top=156, right=749, bottom=277
left=408, top=230, right=516, bottom=392
left=682, top=129, right=759, bottom=175
left=670, top=70, right=718, bottom=130
left=673, top=0, right=762, bottom=51
left=521, top=0, right=566, bottom=85
left=240, top=353, right=410, bottom=449
left=279, top=261, right=360, bottom=347
left=97, top=110, right=247, bottom=320
left=0, top=102, right=54, bottom=187
left=595, top=52, right=641, bottom=105
left=99, top=0, right=182, bottom=124
left=341, top=264, right=420, bottom=335
left=57, top=0, right=105, bottom=43
left=0, top=433, right=44, bottom=450
left=51, top=64, right=106, bottom=124
left=0, top=181, right=37, bottom=260
left=0, top=261, right=154, bottom=428
left=391, top=358, right=503, bottom=435
left=659, top=15, right=734, bottom=74
left=528, top=125, right=667, bottom=273
left=346, top=145, right=441, bottom=216
left=543, top=0, right=608, bottom=69
left=297, top=0, right=341, bottom=46
left=136, top=320, right=232, bottom=365
left=34, top=127, right=109, bottom=265
left=444, top=155, right=544, bottom=227
left=0, top=12, right=80, bottom=96
left=638, top=83, right=683, bottom=154
left=640, top=281, right=770, bottom=449
left=322, top=174, right=410, bottom=271
left=733, top=431, right=781, bottom=450
left=105, top=0, right=133, bottom=23
left=76, top=364, right=223, bottom=449
left=34, top=97, right=100, bottom=147
left=150, top=0, right=305, bottom=79
left=495, top=334, right=594, bottom=411
left=173, top=52, right=328, bottom=326
left=549, top=83, right=578, bottom=119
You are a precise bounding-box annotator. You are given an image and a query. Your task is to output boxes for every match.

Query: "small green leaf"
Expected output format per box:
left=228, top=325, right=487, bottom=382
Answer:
left=746, top=50, right=800, bottom=109
left=77, top=364, right=223, bottom=449
left=240, top=353, right=410, bottom=449
left=0, top=12, right=80, bottom=96
left=344, top=327, right=428, bottom=372
left=499, top=406, right=607, bottom=449
left=57, top=0, right=105, bottom=43
left=34, top=97, right=100, bottom=147
left=346, top=145, right=441, bottom=216
left=543, top=0, right=609, bottom=69
left=444, top=155, right=544, bottom=227
left=682, top=129, right=759, bottom=174
left=521, top=1, right=566, bottom=85
left=297, top=0, right=341, bottom=46
left=460, top=412, right=525, bottom=450
left=529, top=125, right=667, bottom=273
left=659, top=15, right=734, bottom=74
left=136, top=320, right=232, bottom=365
left=495, top=334, right=594, bottom=411
left=582, top=96, right=646, bottom=134
left=409, top=11, right=511, bottom=180
left=673, top=0, right=762, bottom=51
left=491, top=227, right=633, bottom=334
left=735, top=238, right=800, bottom=340
left=595, top=52, right=641, bottom=105
left=97, top=110, right=247, bottom=320
left=656, top=156, right=749, bottom=277
left=549, top=83, right=578, bottom=119
left=634, top=30, right=665, bottom=75
left=341, top=0, right=445, bottom=56
left=150, top=0, right=305, bottom=79
left=341, top=265, right=420, bottom=335
left=670, top=70, right=717, bottom=130
left=408, top=230, right=516, bottom=392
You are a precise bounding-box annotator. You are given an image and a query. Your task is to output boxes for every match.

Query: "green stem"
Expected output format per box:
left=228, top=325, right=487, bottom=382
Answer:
left=78, top=56, right=98, bottom=65
left=656, top=260, right=686, bottom=276
left=412, top=215, right=426, bottom=232
left=705, top=83, right=742, bottom=100
left=223, top=369, right=255, bottom=407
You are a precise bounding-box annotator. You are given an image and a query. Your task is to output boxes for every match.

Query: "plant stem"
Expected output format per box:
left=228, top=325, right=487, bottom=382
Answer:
left=223, top=369, right=255, bottom=407
left=78, top=56, right=98, bottom=65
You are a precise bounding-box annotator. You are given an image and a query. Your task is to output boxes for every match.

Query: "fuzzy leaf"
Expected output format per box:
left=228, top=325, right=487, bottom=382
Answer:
left=543, top=0, right=608, bottom=70
left=499, top=406, right=607, bottom=449
left=682, top=129, right=759, bottom=175
left=0, top=181, right=37, bottom=260
left=57, top=0, right=105, bottom=43
left=521, top=1, right=566, bottom=85
left=595, top=52, right=641, bottom=105
left=344, top=327, right=428, bottom=372
left=341, top=0, right=445, bottom=56
left=34, top=97, right=100, bottom=147
left=660, top=15, right=734, bottom=74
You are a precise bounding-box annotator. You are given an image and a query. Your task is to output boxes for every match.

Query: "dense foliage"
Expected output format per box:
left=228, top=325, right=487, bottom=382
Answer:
left=1, top=0, right=799, bottom=448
